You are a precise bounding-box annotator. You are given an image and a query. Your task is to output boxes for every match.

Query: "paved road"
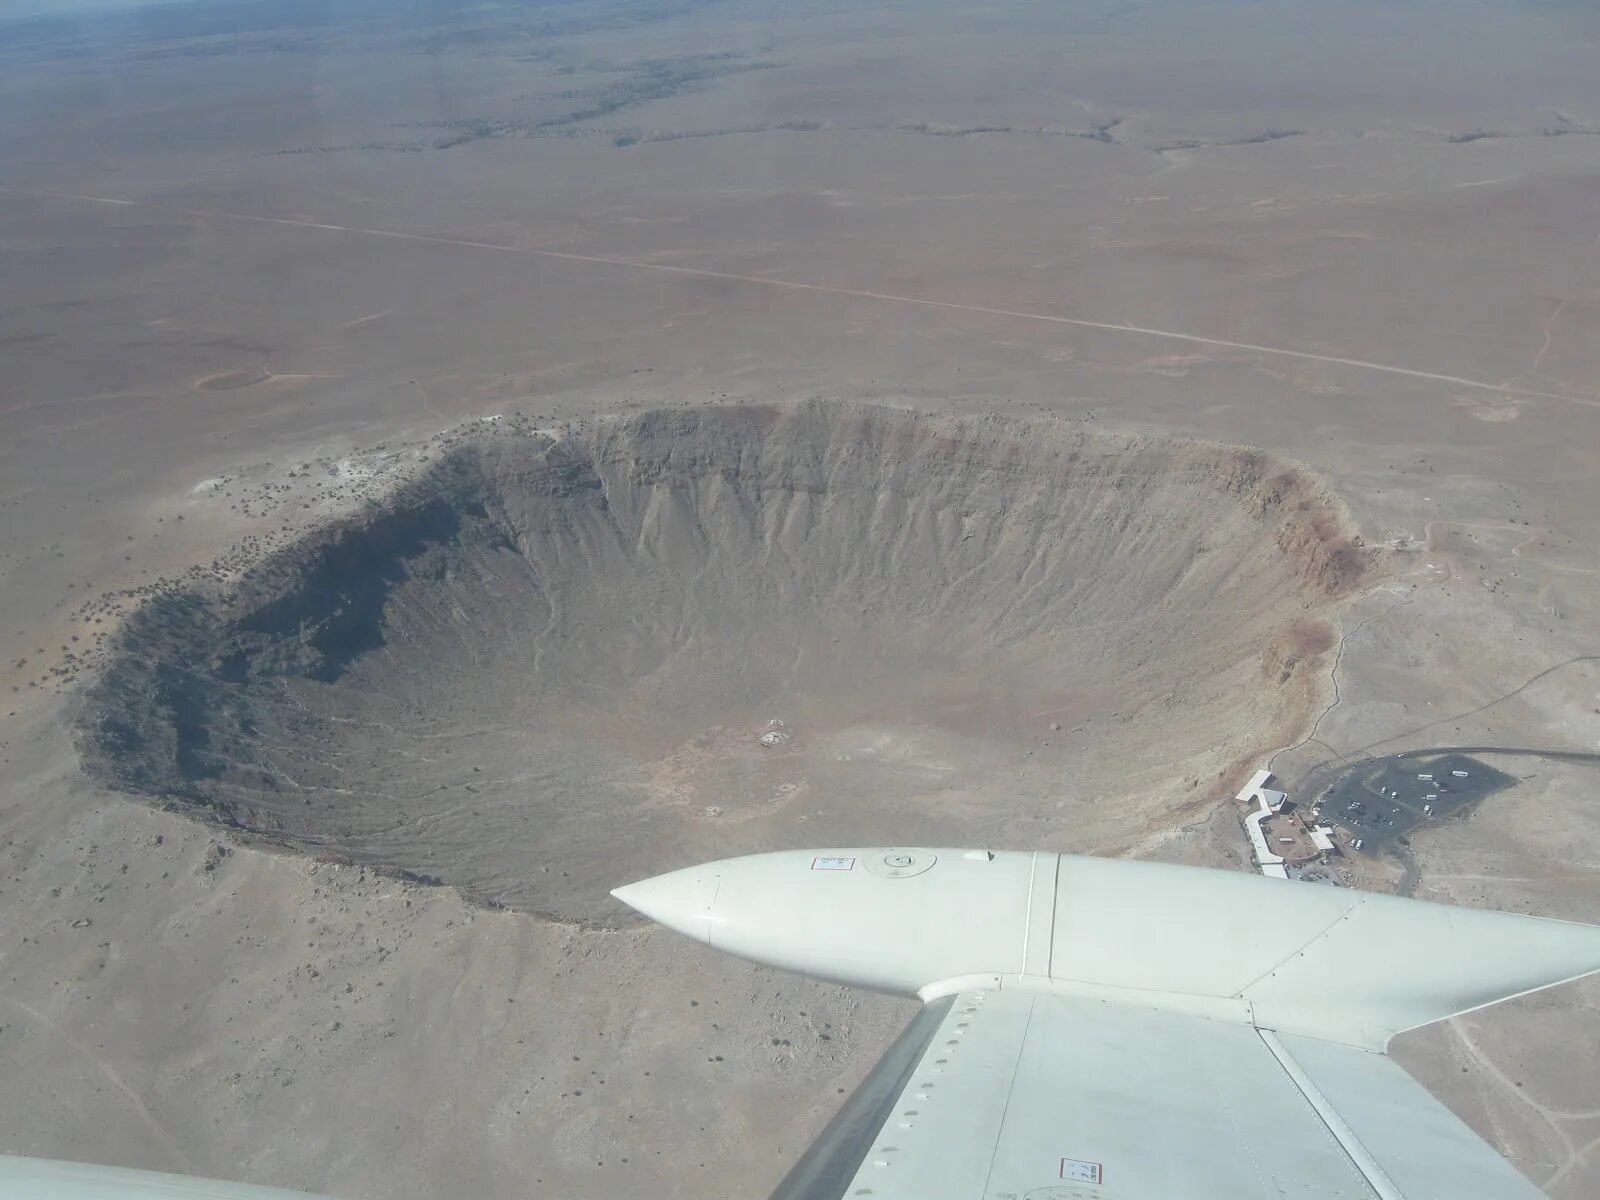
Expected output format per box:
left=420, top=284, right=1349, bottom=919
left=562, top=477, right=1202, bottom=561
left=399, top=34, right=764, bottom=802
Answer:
left=1392, top=843, right=1420, bottom=898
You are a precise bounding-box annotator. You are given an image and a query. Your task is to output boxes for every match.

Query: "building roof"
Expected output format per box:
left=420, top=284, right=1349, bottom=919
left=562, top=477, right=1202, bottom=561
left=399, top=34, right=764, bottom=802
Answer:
left=1235, top=768, right=1274, bottom=804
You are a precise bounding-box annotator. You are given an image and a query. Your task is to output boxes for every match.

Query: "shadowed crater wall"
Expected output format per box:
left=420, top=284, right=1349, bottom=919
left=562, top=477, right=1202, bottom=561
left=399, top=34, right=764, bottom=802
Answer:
left=79, top=402, right=1375, bottom=923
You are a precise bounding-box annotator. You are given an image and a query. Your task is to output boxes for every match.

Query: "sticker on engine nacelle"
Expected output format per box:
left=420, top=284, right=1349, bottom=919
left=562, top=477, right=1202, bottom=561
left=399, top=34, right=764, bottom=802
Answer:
left=811, top=856, right=855, bottom=871
left=1059, top=1158, right=1103, bottom=1185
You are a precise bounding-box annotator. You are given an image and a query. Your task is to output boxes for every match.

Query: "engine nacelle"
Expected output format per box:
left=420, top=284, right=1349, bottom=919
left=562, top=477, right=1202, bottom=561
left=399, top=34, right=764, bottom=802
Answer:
left=613, top=846, right=1600, bottom=1049
left=615, top=847, right=1042, bottom=995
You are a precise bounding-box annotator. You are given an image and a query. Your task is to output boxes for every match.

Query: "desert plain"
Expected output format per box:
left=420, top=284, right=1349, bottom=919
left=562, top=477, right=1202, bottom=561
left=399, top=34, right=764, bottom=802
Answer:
left=3, top=0, right=1600, bottom=1196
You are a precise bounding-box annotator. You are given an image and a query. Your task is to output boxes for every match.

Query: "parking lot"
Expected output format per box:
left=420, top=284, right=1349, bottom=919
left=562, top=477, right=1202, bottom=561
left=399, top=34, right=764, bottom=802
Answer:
left=1315, top=753, right=1515, bottom=853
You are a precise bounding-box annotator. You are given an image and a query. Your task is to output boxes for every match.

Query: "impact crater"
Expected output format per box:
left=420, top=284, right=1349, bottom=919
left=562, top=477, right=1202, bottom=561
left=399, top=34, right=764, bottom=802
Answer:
left=80, top=402, right=1376, bottom=923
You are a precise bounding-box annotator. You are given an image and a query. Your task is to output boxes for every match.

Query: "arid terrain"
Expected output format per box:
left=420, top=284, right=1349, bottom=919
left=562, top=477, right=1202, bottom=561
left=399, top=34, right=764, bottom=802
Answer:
left=2, top=1, right=1599, bottom=1197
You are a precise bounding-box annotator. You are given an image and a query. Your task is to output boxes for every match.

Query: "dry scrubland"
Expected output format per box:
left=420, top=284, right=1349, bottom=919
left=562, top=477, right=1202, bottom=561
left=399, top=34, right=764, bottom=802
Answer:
left=2, top=0, right=1600, bottom=1197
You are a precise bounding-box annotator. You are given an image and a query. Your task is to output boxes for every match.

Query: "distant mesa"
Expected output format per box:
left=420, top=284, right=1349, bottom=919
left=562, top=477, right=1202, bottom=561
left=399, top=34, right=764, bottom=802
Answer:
left=79, top=402, right=1380, bottom=925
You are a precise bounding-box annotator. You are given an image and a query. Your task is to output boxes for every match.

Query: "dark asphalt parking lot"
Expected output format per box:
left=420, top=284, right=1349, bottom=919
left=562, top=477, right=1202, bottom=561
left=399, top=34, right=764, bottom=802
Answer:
left=1314, top=753, right=1515, bottom=853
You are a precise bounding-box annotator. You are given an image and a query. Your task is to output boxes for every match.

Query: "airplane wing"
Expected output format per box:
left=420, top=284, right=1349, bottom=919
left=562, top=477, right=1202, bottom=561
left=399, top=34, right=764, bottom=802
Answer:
left=4, top=848, right=1595, bottom=1199
left=0, top=1154, right=329, bottom=1199
left=771, top=989, right=1541, bottom=1199
left=614, top=848, right=1600, bottom=1200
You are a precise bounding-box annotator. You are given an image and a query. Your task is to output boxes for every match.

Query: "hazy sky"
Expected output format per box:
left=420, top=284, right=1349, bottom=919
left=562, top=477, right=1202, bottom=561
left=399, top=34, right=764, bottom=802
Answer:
left=5, top=0, right=193, bottom=19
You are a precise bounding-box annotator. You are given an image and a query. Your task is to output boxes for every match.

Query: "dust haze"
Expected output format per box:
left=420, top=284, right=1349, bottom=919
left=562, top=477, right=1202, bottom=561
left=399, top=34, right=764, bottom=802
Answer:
left=2, top=1, right=1599, bottom=1198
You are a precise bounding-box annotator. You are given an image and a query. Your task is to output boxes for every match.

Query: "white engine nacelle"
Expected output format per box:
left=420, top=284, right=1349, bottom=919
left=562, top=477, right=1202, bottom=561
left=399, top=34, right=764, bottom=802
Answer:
left=613, top=847, right=1600, bottom=1049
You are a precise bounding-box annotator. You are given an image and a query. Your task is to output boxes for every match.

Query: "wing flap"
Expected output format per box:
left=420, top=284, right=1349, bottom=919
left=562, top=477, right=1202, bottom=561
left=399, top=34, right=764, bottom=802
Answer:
left=1271, top=1031, right=1546, bottom=1200
left=777, top=989, right=1548, bottom=1200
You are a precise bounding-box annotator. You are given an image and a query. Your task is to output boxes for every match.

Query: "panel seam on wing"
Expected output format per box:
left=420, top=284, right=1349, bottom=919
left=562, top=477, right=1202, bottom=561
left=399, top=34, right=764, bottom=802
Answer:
left=1231, top=897, right=1362, bottom=1000
left=978, top=993, right=1036, bottom=1198
left=1259, top=1029, right=1400, bottom=1200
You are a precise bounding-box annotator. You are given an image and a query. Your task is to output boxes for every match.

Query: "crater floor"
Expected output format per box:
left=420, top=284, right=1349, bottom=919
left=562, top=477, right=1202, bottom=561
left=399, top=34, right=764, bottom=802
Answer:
left=80, top=403, right=1373, bottom=923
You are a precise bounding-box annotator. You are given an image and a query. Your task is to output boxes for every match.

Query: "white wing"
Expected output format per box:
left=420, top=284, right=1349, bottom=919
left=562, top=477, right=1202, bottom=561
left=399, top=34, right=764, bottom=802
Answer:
left=613, top=848, right=1600, bottom=1200
left=0, top=1155, right=329, bottom=1199
left=774, top=989, right=1543, bottom=1200
left=9, top=849, right=1597, bottom=1198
